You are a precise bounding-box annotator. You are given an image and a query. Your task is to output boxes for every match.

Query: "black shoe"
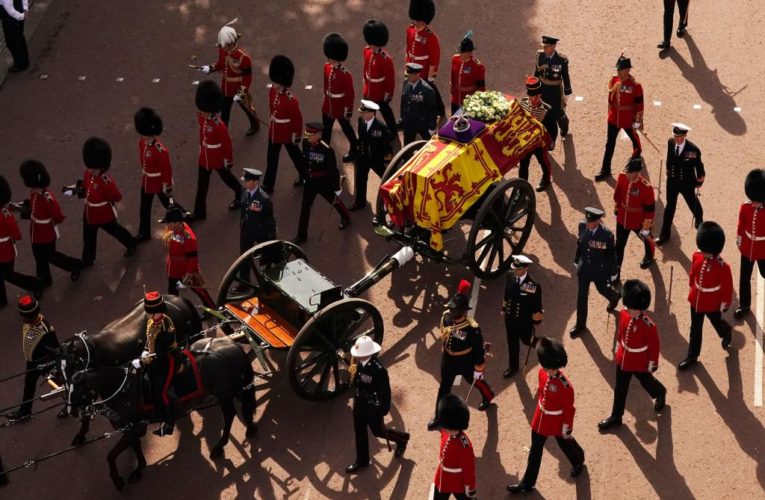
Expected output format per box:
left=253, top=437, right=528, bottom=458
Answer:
left=427, top=418, right=440, bottom=431
left=678, top=357, right=698, bottom=371
left=535, top=178, right=551, bottom=192
left=124, top=245, right=136, bottom=257
left=339, top=218, right=350, bottom=231
left=657, top=41, right=671, bottom=50
left=6, top=411, right=32, bottom=422
left=228, top=200, right=242, bottom=211
left=293, top=177, right=306, bottom=187
left=655, top=235, right=670, bottom=246
left=57, top=408, right=69, bottom=419
left=571, top=463, right=585, bottom=478
left=507, top=483, right=534, bottom=493
left=503, top=367, right=517, bottom=378
left=8, top=64, right=29, bottom=73
left=152, top=423, right=174, bottom=437
left=569, top=325, right=585, bottom=338
left=547, top=140, right=556, bottom=151
left=345, top=461, right=370, bottom=474
left=133, top=233, right=151, bottom=243
left=639, top=256, right=655, bottom=269
left=349, top=202, right=368, bottom=212
left=342, top=151, right=355, bottom=163
left=292, top=235, right=307, bottom=245
left=597, top=416, right=622, bottom=431
left=394, top=435, right=410, bottom=458
left=245, top=126, right=258, bottom=137
left=70, top=261, right=82, bottom=281
left=594, top=170, right=612, bottom=182
left=694, top=218, right=702, bottom=230
left=677, top=26, right=687, bottom=37
left=654, top=391, right=666, bottom=412
left=721, top=328, right=732, bottom=350
left=478, top=400, right=493, bottom=411
left=734, top=306, right=750, bottom=320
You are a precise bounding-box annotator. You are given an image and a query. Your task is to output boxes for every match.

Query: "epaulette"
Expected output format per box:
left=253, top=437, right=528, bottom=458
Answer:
left=716, top=255, right=726, bottom=266
left=43, top=191, right=53, bottom=202
left=259, top=189, right=270, bottom=200
left=424, top=26, right=433, bottom=35
left=1, top=208, right=10, bottom=217
left=459, top=434, right=470, bottom=448
left=473, top=58, right=481, bottom=64
left=101, top=174, right=111, bottom=184
left=536, top=49, right=545, bottom=56
left=467, top=317, right=479, bottom=328
left=211, top=115, right=222, bottom=125
left=641, top=315, right=654, bottom=327
left=559, top=374, right=570, bottom=387
left=154, top=142, right=166, bottom=153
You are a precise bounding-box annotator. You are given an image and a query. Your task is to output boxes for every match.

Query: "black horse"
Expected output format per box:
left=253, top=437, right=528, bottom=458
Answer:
left=68, top=336, right=257, bottom=490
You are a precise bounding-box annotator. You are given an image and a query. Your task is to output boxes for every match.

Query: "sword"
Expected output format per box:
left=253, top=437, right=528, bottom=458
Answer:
left=637, top=129, right=661, bottom=154
left=668, top=265, right=674, bottom=313
left=657, top=159, right=663, bottom=201
left=522, top=338, right=534, bottom=377
left=187, top=64, right=202, bottom=69
left=609, top=308, right=617, bottom=354
left=464, top=378, right=477, bottom=403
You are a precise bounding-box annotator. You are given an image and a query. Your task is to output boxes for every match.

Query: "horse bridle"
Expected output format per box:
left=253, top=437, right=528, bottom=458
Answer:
left=75, top=331, right=94, bottom=370
left=74, top=367, right=132, bottom=417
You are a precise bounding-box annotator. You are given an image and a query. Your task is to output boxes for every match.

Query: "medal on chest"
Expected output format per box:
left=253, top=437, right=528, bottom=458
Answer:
left=451, top=329, right=467, bottom=341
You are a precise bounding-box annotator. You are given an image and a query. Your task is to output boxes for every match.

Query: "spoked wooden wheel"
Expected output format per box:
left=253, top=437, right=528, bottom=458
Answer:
left=215, top=240, right=307, bottom=307
left=374, top=140, right=428, bottom=227
left=287, top=299, right=383, bottom=401
left=466, top=178, right=536, bottom=280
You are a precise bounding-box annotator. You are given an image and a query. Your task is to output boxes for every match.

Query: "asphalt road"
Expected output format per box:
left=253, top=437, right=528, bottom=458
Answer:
left=1, top=0, right=764, bottom=498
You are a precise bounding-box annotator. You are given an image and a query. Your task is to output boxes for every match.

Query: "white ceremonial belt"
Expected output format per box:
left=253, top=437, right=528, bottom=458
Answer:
left=622, top=343, right=648, bottom=353
left=439, top=465, right=462, bottom=473
left=538, top=404, right=562, bottom=415
left=369, top=76, right=385, bottom=83
left=87, top=201, right=108, bottom=207
left=413, top=55, right=429, bottom=61
left=271, top=117, right=291, bottom=124
left=0, top=236, right=10, bottom=242
left=696, top=284, right=720, bottom=293
left=202, top=143, right=222, bottom=149
left=143, top=171, right=162, bottom=177
left=326, top=92, right=345, bottom=98
left=745, top=231, right=765, bottom=242
left=32, top=217, right=52, bottom=224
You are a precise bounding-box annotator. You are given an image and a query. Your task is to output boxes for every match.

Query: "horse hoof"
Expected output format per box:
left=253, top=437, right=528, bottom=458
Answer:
left=128, top=469, right=143, bottom=483
left=210, top=446, right=224, bottom=460
left=112, top=477, right=125, bottom=491
left=71, top=435, right=85, bottom=447
left=246, top=424, right=258, bottom=438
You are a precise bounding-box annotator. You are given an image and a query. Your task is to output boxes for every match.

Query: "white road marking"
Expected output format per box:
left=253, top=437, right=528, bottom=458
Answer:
left=192, top=80, right=199, bottom=85
left=115, top=77, right=124, bottom=82
left=734, top=107, right=742, bottom=113
left=653, top=100, right=662, bottom=106
left=754, top=273, right=763, bottom=407
left=39, top=74, right=48, bottom=80
left=305, top=85, right=313, bottom=90
left=152, top=78, right=160, bottom=83
left=574, top=95, right=584, bottom=102
left=77, top=76, right=86, bottom=81
left=428, top=482, right=435, bottom=499
left=692, top=104, right=702, bottom=110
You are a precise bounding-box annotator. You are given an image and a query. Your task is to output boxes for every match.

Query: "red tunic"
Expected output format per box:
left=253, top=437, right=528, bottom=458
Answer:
left=197, top=113, right=233, bottom=170
left=268, top=87, right=303, bottom=145
left=362, top=47, right=395, bottom=102
left=138, top=138, right=173, bottom=194
left=530, top=368, right=576, bottom=437
left=210, top=47, right=253, bottom=97
left=29, top=190, right=65, bottom=244
left=688, top=251, right=734, bottom=312
left=613, top=173, right=655, bottom=230
left=607, top=75, right=644, bottom=128
left=0, top=208, right=21, bottom=263
left=322, top=63, right=355, bottom=120
left=737, top=202, right=765, bottom=261
left=83, top=170, right=121, bottom=225
left=165, top=223, right=200, bottom=279
left=615, top=310, right=660, bottom=372
left=405, top=24, right=440, bottom=80
left=433, top=430, right=476, bottom=495
left=449, top=55, right=485, bottom=106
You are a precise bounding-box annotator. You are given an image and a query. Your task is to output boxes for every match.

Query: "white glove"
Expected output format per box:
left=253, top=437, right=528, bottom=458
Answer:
left=611, top=274, right=619, bottom=282
left=648, top=361, right=657, bottom=373
left=233, top=94, right=242, bottom=103
left=131, top=359, right=141, bottom=369
left=200, top=65, right=212, bottom=74
left=334, top=189, right=342, bottom=197
left=632, top=121, right=642, bottom=130
left=736, top=236, right=742, bottom=248
left=639, top=229, right=650, bottom=238
left=561, top=424, right=572, bottom=439
left=473, top=370, right=484, bottom=380
left=140, top=350, right=149, bottom=359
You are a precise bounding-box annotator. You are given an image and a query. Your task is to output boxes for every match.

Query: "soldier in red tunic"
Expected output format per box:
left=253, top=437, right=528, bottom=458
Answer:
left=322, top=33, right=358, bottom=163
left=133, top=108, right=173, bottom=242
left=0, top=175, right=41, bottom=306
left=406, top=0, right=445, bottom=119
left=160, top=205, right=215, bottom=309
left=200, top=22, right=259, bottom=136
left=263, top=55, right=306, bottom=194
left=362, top=19, right=397, bottom=135
left=679, top=222, right=734, bottom=370
left=598, top=280, right=666, bottom=431
left=508, top=337, right=585, bottom=493
left=192, top=81, right=242, bottom=220
left=18, top=160, right=81, bottom=285
left=613, top=156, right=656, bottom=273
left=595, top=56, right=643, bottom=182
left=68, top=137, right=136, bottom=267
left=449, top=31, right=485, bottom=115
left=735, top=169, right=765, bottom=319
left=432, top=394, right=477, bottom=499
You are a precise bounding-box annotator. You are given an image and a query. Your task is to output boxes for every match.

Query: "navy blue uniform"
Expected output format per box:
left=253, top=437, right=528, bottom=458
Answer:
left=574, top=223, right=620, bottom=329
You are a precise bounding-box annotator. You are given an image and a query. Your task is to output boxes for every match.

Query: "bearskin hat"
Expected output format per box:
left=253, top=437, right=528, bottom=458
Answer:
left=696, top=221, right=726, bottom=255
left=409, top=0, right=435, bottom=24
left=0, top=175, right=11, bottom=207
left=134, top=107, right=163, bottom=136
left=621, top=279, right=651, bottom=310
left=82, top=137, right=112, bottom=171
left=20, top=160, right=51, bottom=189
left=363, top=19, right=389, bottom=46
left=537, top=336, right=568, bottom=369
left=437, top=393, right=469, bottom=431
left=323, top=33, right=349, bottom=62
left=745, top=168, right=765, bottom=203
left=195, top=80, right=223, bottom=113
left=269, top=55, right=295, bottom=88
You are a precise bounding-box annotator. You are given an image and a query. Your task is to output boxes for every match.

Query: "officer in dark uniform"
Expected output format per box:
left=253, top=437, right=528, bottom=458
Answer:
left=658, top=0, right=690, bottom=50
left=655, top=123, right=704, bottom=245
left=345, top=335, right=410, bottom=474
left=534, top=35, right=572, bottom=150
left=502, top=255, right=543, bottom=378
left=400, top=62, right=438, bottom=145
left=293, top=122, right=351, bottom=244
left=570, top=207, right=620, bottom=338
left=7, top=295, right=61, bottom=421
left=237, top=168, right=275, bottom=282
left=352, top=100, right=393, bottom=211
left=428, top=280, right=494, bottom=431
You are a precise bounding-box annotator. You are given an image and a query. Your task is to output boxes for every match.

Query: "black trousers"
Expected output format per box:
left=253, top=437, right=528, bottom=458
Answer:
left=575, top=271, right=619, bottom=328
left=192, top=166, right=242, bottom=219
left=504, top=317, right=534, bottom=372
left=433, top=490, right=470, bottom=500
left=739, top=254, right=765, bottom=310
left=0, top=261, right=39, bottom=305
left=81, top=219, right=134, bottom=265
left=601, top=123, right=642, bottom=173
left=659, top=182, right=703, bottom=239
left=521, top=430, right=585, bottom=487
left=297, top=179, right=350, bottom=240
left=221, top=96, right=259, bottom=129
left=353, top=159, right=386, bottom=207
left=663, top=0, right=690, bottom=42
left=321, top=114, right=358, bottom=152
left=263, top=141, right=305, bottom=192
left=167, top=277, right=215, bottom=309
left=610, top=366, right=666, bottom=418
left=403, top=126, right=432, bottom=145
left=138, top=188, right=172, bottom=238
left=32, top=241, right=80, bottom=285
left=372, top=99, right=398, bottom=136
left=352, top=408, right=408, bottom=463
left=17, top=362, right=43, bottom=415
left=687, top=306, right=731, bottom=359
left=150, top=356, right=176, bottom=427
left=0, top=16, right=29, bottom=68
left=435, top=360, right=494, bottom=418
left=518, top=147, right=552, bottom=183
left=540, top=85, right=569, bottom=143
left=615, top=224, right=655, bottom=268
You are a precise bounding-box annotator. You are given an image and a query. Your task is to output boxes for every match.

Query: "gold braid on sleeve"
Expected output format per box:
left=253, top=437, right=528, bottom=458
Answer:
left=145, top=318, right=161, bottom=362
